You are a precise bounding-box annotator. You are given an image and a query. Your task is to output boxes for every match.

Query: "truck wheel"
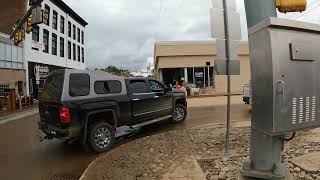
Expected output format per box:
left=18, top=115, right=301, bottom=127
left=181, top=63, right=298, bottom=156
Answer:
left=87, top=122, right=115, bottom=153
left=170, top=104, right=187, bottom=123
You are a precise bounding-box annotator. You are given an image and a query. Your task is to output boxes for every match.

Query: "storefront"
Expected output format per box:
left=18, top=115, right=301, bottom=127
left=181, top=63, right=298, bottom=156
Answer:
left=161, top=67, right=214, bottom=88
left=28, top=62, right=64, bottom=99
left=154, top=41, right=250, bottom=95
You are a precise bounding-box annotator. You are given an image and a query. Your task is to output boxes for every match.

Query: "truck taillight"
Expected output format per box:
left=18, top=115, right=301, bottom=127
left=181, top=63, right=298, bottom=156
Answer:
left=60, top=107, right=71, bottom=124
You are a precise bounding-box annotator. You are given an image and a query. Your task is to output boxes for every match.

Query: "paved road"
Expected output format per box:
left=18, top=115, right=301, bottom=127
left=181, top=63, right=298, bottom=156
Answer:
left=0, top=96, right=250, bottom=180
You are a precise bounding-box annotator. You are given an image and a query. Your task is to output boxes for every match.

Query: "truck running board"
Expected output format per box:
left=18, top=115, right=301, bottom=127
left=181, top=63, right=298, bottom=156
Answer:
left=130, top=115, right=172, bottom=129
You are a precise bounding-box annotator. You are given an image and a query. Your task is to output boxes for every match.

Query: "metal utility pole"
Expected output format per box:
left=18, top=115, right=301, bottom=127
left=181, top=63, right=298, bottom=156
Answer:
left=222, top=0, right=231, bottom=154
left=243, top=0, right=279, bottom=175
left=244, top=0, right=277, bottom=28
left=241, top=0, right=288, bottom=179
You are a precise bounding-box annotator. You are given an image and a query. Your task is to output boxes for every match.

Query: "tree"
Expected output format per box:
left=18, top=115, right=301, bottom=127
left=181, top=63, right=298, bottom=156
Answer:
left=104, top=66, right=121, bottom=73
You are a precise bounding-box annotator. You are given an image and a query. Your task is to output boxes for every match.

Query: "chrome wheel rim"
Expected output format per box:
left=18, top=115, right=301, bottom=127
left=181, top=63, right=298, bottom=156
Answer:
left=94, top=127, right=111, bottom=149
left=174, top=107, right=185, bottom=121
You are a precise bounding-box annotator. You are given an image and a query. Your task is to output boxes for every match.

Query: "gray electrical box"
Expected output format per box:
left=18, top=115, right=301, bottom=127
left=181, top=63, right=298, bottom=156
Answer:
left=249, top=18, right=320, bottom=135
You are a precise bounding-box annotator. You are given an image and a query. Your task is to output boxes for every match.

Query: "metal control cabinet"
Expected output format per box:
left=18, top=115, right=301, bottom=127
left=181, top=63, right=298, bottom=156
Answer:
left=249, top=18, right=320, bottom=135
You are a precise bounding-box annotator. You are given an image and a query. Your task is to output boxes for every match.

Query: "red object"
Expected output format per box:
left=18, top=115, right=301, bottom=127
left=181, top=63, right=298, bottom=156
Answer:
left=60, top=107, right=71, bottom=123
left=175, top=81, right=181, bottom=89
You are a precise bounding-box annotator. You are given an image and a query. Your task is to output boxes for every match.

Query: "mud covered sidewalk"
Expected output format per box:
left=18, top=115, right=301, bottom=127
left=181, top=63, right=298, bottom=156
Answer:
left=80, top=125, right=248, bottom=180
left=80, top=122, right=320, bottom=180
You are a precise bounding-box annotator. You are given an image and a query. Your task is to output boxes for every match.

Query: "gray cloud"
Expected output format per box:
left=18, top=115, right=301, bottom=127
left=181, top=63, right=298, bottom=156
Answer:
left=64, top=0, right=318, bottom=71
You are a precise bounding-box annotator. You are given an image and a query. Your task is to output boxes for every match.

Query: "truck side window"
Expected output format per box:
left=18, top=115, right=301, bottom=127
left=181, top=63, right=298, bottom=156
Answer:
left=149, top=80, right=164, bottom=92
left=69, top=73, right=90, bottom=97
left=94, top=80, right=122, bottom=94
left=130, top=80, right=148, bottom=94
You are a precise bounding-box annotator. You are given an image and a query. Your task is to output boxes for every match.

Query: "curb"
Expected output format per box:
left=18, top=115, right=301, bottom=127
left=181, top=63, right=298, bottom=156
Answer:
left=0, top=107, right=39, bottom=125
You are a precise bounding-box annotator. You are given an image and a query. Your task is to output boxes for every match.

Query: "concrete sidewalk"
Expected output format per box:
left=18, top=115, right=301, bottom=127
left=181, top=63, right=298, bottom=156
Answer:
left=0, top=106, right=38, bottom=125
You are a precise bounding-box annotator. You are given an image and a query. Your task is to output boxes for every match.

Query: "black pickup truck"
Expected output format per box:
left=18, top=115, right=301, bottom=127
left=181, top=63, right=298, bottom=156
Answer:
left=38, top=69, right=187, bottom=153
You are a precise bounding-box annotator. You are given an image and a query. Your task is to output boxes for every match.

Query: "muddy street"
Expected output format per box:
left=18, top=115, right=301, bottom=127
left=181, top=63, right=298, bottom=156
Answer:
left=0, top=96, right=250, bottom=180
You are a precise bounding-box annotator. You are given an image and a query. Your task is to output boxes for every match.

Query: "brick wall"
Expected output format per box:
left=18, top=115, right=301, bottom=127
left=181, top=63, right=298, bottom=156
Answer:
left=0, top=0, right=26, bottom=35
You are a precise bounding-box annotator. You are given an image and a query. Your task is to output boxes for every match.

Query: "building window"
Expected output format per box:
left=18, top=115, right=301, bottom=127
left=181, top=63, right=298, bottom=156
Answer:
left=73, top=25, right=76, bottom=40
left=43, top=29, right=49, bottom=53
left=0, top=84, right=9, bottom=97
left=52, top=10, right=58, bottom=30
left=77, top=28, right=80, bottom=42
left=60, top=37, right=64, bottom=57
left=77, top=45, right=80, bottom=62
left=81, top=47, right=84, bottom=63
left=52, top=33, right=57, bottom=55
left=73, top=43, right=76, bottom=60
left=81, top=31, right=84, bottom=44
left=44, top=5, right=50, bottom=26
left=68, top=21, right=71, bottom=37
left=68, top=41, right=71, bottom=59
left=60, top=16, right=65, bottom=34
left=32, top=26, right=39, bottom=42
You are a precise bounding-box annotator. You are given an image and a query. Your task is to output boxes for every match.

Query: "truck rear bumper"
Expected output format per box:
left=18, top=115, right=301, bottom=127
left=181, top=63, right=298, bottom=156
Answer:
left=38, top=121, right=69, bottom=139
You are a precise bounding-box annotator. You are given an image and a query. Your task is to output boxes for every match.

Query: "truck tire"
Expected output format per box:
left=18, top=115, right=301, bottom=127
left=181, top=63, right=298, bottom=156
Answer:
left=170, top=104, right=187, bottom=123
left=86, top=121, right=115, bottom=153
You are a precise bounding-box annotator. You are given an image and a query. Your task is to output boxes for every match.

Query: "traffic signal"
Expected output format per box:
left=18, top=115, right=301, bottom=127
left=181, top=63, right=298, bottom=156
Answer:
left=26, top=16, right=32, bottom=34
left=21, top=29, right=25, bottom=40
left=276, top=0, right=307, bottom=13
left=13, top=30, right=25, bottom=45
left=18, top=31, right=22, bottom=42
left=14, top=31, right=20, bottom=45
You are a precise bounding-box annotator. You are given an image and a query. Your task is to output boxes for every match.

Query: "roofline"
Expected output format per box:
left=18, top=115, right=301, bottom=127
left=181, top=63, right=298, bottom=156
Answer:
left=50, top=0, right=88, bottom=27
left=155, top=40, right=216, bottom=46
left=154, top=40, right=249, bottom=69
left=155, top=40, right=249, bottom=46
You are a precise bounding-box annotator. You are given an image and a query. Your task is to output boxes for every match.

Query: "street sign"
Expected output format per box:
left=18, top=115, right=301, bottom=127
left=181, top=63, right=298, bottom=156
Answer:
left=216, top=39, right=239, bottom=60
left=210, top=0, right=242, bottom=155
left=214, top=60, right=240, bottom=75
left=31, top=6, right=43, bottom=26
left=210, top=8, right=241, bottom=40
left=31, top=41, right=44, bottom=50
left=35, top=65, right=40, bottom=81
left=212, top=0, right=236, bottom=11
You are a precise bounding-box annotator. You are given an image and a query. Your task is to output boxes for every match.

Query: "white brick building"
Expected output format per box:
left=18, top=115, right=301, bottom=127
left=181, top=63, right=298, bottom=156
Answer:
left=24, top=0, right=88, bottom=98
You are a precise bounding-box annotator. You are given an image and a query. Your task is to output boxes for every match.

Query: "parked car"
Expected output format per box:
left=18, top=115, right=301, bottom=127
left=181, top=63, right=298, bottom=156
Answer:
left=38, top=69, right=187, bottom=153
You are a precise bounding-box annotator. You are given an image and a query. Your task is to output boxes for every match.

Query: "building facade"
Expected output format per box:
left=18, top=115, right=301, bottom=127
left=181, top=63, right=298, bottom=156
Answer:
left=0, top=32, right=26, bottom=107
left=154, top=41, right=250, bottom=95
left=24, top=0, right=88, bottom=98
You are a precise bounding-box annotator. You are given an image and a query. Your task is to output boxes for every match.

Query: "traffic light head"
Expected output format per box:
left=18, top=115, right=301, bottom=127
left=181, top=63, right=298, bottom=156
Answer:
left=14, top=32, right=19, bottom=45
left=26, top=16, right=32, bottom=34
left=276, top=0, right=307, bottom=13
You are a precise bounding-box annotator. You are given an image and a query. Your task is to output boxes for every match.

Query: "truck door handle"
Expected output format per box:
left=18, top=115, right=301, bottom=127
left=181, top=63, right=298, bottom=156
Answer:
left=154, top=96, right=159, bottom=99
left=133, top=98, right=140, bottom=101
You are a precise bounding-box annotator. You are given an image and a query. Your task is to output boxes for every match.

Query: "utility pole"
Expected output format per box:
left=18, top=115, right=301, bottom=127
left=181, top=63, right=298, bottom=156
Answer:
left=241, top=0, right=307, bottom=179
left=241, top=1, right=283, bottom=179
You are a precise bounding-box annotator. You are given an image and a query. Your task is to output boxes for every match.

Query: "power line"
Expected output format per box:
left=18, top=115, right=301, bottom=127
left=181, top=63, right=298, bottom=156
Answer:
left=295, top=1, right=320, bottom=20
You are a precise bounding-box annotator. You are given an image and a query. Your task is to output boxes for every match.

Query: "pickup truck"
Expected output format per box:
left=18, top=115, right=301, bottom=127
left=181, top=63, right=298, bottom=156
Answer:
left=38, top=69, right=187, bottom=153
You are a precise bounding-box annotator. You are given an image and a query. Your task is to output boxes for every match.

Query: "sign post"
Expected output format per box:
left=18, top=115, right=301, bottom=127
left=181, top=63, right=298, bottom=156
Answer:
left=35, top=65, right=40, bottom=99
left=211, top=0, right=241, bottom=154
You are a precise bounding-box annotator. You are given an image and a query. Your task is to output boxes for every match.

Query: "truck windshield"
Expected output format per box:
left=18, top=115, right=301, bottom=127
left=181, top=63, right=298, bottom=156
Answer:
left=40, top=71, right=64, bottom=102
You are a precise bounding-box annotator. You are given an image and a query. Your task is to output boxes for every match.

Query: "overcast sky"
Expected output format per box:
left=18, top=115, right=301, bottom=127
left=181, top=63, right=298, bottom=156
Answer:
left=64, top=0, right=320, bottom=71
